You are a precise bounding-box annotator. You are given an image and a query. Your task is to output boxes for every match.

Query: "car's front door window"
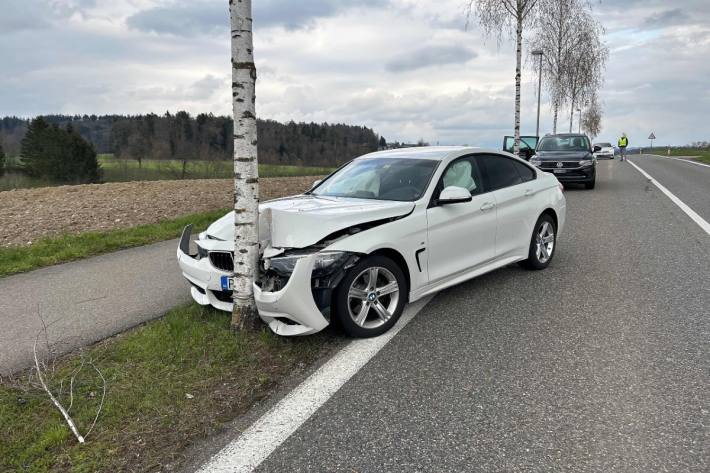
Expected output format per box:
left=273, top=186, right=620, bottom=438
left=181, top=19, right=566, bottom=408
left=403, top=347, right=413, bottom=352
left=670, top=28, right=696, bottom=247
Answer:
left=439, top=157, right=483, bottom=196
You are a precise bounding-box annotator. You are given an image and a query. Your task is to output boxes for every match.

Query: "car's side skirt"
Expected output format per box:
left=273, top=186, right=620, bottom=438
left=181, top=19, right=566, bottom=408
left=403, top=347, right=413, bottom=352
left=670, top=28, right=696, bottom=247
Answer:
left=409, top=254, right=524, bottom=302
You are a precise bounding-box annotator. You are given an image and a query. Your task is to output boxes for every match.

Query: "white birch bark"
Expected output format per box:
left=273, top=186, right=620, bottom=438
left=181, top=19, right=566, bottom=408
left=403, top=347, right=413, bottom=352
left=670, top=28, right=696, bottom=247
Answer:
left=230, top=0, right=260, bottom=330
left=513, top=14, right=523, bottom=156
left=552, top=102, right=558, bottom=134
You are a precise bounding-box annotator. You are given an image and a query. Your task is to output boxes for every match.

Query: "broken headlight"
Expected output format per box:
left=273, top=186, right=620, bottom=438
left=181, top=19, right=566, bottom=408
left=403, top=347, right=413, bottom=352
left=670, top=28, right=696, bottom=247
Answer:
left=268, top=251, right=352, bottom=278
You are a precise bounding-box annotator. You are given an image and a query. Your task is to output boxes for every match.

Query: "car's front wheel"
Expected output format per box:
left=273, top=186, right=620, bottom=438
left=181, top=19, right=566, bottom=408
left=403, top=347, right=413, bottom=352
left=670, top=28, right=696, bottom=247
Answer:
left=333, top=255, right=407, bottom=337
left=521, top=214, right=557, bottom=270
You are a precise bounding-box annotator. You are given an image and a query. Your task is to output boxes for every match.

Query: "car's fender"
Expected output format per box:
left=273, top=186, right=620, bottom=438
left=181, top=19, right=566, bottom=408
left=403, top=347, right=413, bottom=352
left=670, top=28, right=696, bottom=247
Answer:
left=323, top=203, right=429, bottom=297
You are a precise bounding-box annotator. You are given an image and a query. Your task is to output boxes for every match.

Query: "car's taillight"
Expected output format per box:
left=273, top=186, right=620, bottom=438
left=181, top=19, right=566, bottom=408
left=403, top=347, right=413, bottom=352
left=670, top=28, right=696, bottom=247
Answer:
left=558, top=182, right=564, bottom=192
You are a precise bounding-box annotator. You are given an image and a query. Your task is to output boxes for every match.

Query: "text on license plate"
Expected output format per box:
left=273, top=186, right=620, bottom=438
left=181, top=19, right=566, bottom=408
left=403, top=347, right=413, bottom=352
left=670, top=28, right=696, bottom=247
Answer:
left=553, top=169, right=566, bottom=174
left=220, top=275, right=235, bottom=291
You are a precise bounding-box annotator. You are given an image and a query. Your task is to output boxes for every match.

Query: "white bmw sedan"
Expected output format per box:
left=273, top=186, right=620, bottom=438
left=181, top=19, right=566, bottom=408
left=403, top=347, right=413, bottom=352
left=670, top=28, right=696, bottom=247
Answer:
left=177, top=147, right=566, bottom=337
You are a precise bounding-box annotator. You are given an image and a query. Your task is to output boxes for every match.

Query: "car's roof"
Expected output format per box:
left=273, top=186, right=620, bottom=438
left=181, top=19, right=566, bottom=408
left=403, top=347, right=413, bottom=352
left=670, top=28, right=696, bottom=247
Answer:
left=544, top=133, right=588, bottom=138
left=357, top=146, right=505, bottom=161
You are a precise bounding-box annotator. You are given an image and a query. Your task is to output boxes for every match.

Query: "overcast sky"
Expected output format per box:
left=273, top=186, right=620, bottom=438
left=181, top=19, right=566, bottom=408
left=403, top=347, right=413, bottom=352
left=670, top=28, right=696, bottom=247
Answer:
left=1, top=0, right=708, bottom=147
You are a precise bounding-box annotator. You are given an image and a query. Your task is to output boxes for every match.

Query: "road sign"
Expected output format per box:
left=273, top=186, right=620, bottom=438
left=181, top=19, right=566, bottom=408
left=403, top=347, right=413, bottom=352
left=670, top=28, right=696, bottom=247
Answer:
left=648, top=132, right=656, bottom=140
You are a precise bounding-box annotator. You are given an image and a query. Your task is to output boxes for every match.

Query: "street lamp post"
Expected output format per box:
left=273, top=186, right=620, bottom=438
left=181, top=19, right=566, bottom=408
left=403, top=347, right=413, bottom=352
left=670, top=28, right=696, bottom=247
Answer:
left=532, top=49, right=544, bottom=138
left=577, top=108, right=582, bottom=133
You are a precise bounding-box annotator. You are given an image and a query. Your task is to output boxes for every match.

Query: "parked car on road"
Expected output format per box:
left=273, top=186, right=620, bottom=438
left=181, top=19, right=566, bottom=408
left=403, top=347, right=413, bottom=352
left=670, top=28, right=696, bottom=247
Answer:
left=593, top=142, right=615, bottom=159
left=178, top=147, right=566, bottom=337
left=530, top=133, right=598, bottom=189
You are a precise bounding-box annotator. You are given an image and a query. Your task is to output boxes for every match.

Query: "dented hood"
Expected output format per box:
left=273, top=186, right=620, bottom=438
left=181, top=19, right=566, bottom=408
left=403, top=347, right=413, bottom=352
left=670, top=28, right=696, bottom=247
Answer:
left=203, top=195, right=414, bottom=248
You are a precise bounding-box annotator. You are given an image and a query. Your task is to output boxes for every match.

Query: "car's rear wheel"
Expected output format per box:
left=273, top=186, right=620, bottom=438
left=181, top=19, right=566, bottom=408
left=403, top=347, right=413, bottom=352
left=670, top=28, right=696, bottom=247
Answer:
left=333, top=255, right=407, bottom=338
left=521, top=214, right=557, bottom=270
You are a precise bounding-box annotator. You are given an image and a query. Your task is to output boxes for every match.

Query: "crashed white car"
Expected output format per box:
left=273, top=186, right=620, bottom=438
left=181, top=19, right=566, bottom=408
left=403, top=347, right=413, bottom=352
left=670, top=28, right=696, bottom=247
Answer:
left=177, top=146, right=566, bottom=337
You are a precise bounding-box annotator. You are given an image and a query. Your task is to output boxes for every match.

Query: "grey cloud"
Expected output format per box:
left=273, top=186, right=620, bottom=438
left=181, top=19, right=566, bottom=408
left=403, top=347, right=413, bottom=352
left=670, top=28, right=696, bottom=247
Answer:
left=189, top=75, right=225, bottom=100
left=0, top=0, right=92, bottom=34
left=643, top=9, right=690, bottom=29
left=255, top=0, right=388, bottom=30
left=385, top=45, right=477, bottom=72
left=126, top=1, right=227, bottom=37
left=126, top=0, right=388, bottom=36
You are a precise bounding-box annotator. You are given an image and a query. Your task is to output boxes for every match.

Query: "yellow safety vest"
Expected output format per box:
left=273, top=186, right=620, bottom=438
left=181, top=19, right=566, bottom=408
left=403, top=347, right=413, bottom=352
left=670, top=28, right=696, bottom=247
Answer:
left=618, top=136, right=628, bottom=147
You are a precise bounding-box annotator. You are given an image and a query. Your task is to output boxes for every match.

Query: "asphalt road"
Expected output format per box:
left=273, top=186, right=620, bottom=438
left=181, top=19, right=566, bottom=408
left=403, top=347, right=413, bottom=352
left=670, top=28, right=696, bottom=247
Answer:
left=253, top=158, right=709, bottom=472
left=0, top=239, right=190, bottom=375
left=630, top=154, right=710, bottom=222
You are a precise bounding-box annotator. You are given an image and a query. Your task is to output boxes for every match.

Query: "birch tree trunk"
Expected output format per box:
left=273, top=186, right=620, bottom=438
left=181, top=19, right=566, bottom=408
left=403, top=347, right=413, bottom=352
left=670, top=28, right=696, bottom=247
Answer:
left=569, top=101, right=574, bottom=133
left=230, top=0, right=260, bottom=331
left=513, top=14, right=523, bottom=156
left=552, top=102, right=558, bottom=134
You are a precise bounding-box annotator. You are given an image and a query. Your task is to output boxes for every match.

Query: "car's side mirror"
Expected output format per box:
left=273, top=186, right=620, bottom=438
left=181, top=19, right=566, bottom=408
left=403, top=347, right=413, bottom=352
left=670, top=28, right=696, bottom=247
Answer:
left=438, top=186, right=472, bottom=205
left=593, top=145, right=601, bottom=152
left=310, top=179, right=322, bottom=190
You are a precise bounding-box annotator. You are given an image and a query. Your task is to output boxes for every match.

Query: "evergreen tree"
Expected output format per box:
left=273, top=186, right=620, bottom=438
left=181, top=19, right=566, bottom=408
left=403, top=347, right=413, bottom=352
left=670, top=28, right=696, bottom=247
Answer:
left=21, top=118, right=100, bottom=183
left=0, top=140, right=5, bottom=176
left=21, top=117, right=53, bottom=178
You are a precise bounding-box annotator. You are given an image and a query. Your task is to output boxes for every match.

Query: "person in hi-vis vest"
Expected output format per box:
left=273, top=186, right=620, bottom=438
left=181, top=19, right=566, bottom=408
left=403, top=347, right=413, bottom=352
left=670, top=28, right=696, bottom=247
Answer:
left=618, top=133, right=629, bottom=161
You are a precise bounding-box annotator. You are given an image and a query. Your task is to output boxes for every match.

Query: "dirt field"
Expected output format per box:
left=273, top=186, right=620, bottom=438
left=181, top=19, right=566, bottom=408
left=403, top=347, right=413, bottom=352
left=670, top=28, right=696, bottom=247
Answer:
left=0, top=176, right=321, bottom=247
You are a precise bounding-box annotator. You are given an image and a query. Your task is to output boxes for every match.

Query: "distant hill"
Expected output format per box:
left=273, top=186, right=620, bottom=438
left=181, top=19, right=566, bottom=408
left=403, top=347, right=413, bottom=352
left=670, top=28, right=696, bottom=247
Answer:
left=0, top=114, right=380, bottom=167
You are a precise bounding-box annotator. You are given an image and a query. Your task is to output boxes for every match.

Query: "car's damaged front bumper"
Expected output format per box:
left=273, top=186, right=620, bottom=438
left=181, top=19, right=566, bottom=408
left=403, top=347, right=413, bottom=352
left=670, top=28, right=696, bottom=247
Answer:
left=177, top=225, right=358, bottom=336
left=253, top=255, right=327, bottom=336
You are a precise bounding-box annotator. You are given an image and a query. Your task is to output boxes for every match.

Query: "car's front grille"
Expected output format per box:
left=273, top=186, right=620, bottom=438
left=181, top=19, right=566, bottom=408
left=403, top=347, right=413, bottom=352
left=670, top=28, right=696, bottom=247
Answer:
left=539, top=161, right=582, bottom=169
left=209, top=251, right=234, bottom=272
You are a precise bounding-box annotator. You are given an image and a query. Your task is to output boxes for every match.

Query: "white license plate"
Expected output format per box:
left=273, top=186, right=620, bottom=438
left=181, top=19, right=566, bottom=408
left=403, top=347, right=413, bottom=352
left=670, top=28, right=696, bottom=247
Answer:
left=553, top=169, right=567, bottom=174
left=220, top=275, right=235, bottom=291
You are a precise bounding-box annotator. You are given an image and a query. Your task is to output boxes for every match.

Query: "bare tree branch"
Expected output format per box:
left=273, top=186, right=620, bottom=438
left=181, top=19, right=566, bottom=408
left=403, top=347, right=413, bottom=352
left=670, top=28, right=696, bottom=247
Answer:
left=33, top=333, right=85, bottom=444
left=466, top=0, right=543, bottom=155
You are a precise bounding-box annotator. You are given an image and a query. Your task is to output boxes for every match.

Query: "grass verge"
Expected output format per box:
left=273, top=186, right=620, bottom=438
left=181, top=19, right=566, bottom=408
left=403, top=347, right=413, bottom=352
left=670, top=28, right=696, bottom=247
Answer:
left=647, top=147, right=710, bottom=165
left=0, top=209, right=229, bottom=278
left=0, top=304, right=336, bottom=472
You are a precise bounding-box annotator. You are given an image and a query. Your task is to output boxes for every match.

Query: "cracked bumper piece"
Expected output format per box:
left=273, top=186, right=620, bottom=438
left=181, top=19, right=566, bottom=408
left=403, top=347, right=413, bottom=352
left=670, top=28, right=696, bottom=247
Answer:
left=253, top=255, right=329, bottom=336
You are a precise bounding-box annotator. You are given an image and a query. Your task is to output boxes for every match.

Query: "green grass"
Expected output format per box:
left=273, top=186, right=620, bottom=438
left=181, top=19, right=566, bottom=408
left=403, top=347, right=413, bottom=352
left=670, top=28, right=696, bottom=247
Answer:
left=98, top=155, right=335, bottom=181
left=0, top=170, right=57, bottom=191
left=0, top=209, right=229, bottom=278
left=0, top=304, right=334, bottom=472
left=0, top=155, right=335, bottom=191
left=647, top=147, right=710, bottom=164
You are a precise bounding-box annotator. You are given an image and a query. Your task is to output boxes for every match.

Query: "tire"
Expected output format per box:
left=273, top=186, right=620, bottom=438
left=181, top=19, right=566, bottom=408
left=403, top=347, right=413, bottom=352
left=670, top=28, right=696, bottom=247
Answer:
left=585, top=178, right=595, bottom=189
left=520, top=214, right=557, bottom=270
left=333, top=255, right=408, bottom=338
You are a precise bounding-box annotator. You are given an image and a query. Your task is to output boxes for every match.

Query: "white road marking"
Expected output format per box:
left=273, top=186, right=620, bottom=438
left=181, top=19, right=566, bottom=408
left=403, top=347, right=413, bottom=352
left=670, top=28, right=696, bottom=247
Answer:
left=628, top=159, right=710, bottom=235
left=197, top=295, right=433, bottom=473
left=649, top=154, right=710, bottom=169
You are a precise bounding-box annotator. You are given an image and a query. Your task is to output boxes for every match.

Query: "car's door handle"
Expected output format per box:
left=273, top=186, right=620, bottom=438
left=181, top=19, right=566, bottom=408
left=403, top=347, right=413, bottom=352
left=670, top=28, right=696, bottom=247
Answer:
left=480, top=202, right=496, bottom=211
left=524, top=188, right=535, bottom=196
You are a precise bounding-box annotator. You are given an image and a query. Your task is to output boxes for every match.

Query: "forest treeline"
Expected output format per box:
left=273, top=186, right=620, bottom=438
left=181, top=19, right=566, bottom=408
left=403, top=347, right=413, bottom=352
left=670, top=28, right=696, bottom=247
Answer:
left=0, top=113, right=381, bottom=167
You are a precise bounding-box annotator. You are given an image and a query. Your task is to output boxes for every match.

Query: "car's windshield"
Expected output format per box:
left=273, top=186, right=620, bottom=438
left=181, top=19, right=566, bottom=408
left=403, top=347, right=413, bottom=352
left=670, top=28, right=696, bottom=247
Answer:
left=312, top=157, right=439, bottom=202
left=538, top=136, right=590, bottom=151
left=596, top=142, right=612, bottom=147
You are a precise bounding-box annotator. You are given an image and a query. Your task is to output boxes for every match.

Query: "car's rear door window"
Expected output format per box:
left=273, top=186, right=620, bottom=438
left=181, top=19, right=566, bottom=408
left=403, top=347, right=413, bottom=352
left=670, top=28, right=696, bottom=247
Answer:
left=512, top=160, right=536, bottom=182
left=476, top=154, right=523, bottom=191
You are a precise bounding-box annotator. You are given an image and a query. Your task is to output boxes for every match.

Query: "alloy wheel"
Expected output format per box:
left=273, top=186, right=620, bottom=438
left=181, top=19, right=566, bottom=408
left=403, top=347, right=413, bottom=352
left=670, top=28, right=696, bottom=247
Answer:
left=347, top=266, right=400, bottom=329
left=535, top=221, right=555, bottom=263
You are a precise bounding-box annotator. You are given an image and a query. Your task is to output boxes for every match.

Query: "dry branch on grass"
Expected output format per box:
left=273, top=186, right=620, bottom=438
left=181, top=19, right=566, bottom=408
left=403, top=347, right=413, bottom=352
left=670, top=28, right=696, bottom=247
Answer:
left=30, top=311, right=107, bottom=444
